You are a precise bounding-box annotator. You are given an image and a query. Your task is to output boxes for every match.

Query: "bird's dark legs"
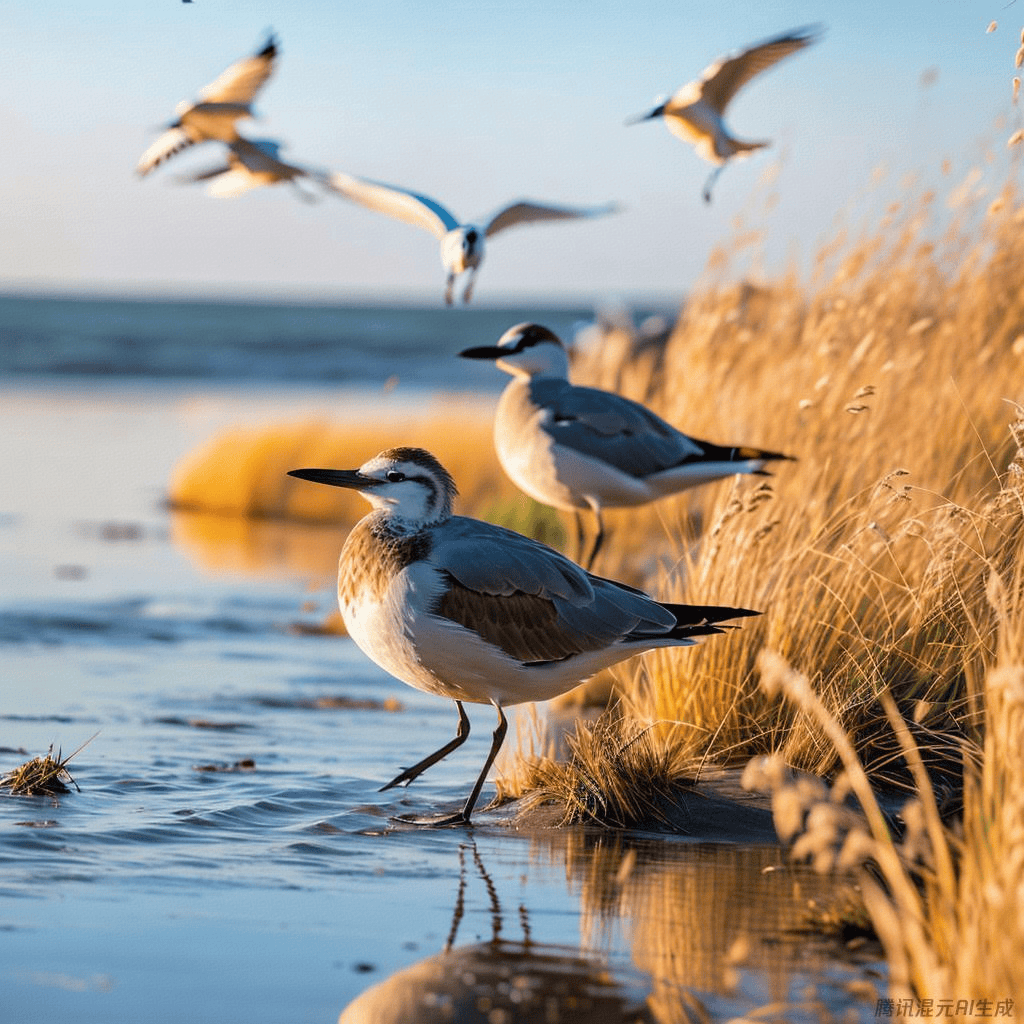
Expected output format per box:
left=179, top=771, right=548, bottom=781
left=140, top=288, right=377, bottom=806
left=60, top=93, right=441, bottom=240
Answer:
left=462, top=268, right=478, bottom=304
left=456, top=703, right=507, bottom=823
left=396, top=703, right=508, bottom=828
left=584, top=507, right=606, bottom=571
left=702, top=165, right=723, bottom=204
left=444, top=273, right=456, bottom=306
left=380, top=699, right=470, bottom=791
left=573, top=511, right=587, bottom=563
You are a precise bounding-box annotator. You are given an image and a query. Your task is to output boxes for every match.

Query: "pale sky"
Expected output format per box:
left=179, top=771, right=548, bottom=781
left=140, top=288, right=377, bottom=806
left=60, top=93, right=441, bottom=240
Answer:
left=2, top=1, right=1020, bottom=305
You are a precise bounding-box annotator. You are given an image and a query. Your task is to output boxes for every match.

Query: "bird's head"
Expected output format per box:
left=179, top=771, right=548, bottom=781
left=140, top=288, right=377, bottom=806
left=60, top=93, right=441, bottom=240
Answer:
left=440, top=226, right=484, bottom=274
left=458, top=322, right=570, bottom=380
left=624, top=97, right=668, bottom=126
left=288, top=448, right=457, bottom=529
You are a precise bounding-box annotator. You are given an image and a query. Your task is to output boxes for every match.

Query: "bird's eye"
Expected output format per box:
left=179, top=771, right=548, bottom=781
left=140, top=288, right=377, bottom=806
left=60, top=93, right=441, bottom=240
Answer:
left=385, top=470, right=406, bottom=483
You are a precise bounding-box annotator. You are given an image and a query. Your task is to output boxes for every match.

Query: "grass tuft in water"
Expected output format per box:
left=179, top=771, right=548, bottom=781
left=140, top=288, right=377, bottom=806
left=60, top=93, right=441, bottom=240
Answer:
left=1, top=743, right=85, bottom=796
left=515, top=710, right=696, bottom=828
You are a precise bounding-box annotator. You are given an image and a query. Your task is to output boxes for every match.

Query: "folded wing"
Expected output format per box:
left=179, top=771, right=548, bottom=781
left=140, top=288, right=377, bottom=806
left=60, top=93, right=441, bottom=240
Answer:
left=531, top=378, right=703, bottom=478
left=429, top=517, right=679, bottom=662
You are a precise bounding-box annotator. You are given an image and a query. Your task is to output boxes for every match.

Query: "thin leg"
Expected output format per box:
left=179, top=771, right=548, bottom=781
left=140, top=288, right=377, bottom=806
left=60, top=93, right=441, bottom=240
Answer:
left=702, top=165, right=723, bottom=205
left=574, top=511, right=586, bottom=563
left=380, top=700, right=470, bottom=791
left=444, top=273, right=456, bottom=306
left=462, top=268, right=478, bottom=304
left=402, top=703, right=507, bottom=828
left=457, top=703, right=508, bottom=823
left=585, top=507, right=606, bottom=570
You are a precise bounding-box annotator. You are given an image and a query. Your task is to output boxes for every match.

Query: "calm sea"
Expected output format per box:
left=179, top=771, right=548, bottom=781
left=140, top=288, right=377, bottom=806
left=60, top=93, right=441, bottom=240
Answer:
left=0, top=293, right=672, bottom=390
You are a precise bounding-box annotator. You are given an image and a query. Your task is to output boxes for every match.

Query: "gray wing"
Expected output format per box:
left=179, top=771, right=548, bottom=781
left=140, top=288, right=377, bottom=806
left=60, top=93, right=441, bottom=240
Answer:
left=197, top=34, right=278, bottom=104
left=483, top=200, right=618, bottom=238
left=531, top=378, right=703, bottom=478
left=234, top=137, right=283, bottom=162
left=325, top=173, right=458, bottom=238
left=229, top=137, right=296, bottom=172
left=428, top=517, right=675, bottom=661
left=698, top=25, right=821, bottom=112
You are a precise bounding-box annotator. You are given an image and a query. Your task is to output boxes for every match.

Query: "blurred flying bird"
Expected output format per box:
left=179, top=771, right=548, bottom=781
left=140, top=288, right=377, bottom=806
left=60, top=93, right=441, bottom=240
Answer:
left=175, top=137, right=331, bottom=201
left=288, top=447, right=757, bottom=825
left=460, top=323, right=794, bottom=568
left=626, top=25, right=822, bottom=203
left=326, top=172, right=617, bottom=304
left=137, top=33, right=278, bottom=177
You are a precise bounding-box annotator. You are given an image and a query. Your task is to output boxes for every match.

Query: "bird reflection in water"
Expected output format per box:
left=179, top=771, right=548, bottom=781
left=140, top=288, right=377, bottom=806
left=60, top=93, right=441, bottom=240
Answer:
left=337, top=842, right=656, bottom=1024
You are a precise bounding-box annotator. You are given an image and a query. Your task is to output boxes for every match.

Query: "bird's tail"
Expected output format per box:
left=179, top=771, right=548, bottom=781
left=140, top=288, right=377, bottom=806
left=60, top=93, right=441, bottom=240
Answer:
left=690, top=442, right=795, bottom=467
left=727, top=138, right=770, bottom=159
left=635, top=603, right=760, bottom=643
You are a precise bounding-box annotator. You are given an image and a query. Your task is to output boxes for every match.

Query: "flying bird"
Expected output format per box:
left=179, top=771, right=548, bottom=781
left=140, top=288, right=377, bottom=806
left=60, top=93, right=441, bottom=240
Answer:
left=288, top=447, right=757, bottom=825
left=137, top=33, right=279, bottom=177
left=626, top=25, right=822, bottom=203
left=326, top=172, right=617, bottom=304
left=175, top=137, right=332, bottom=201
left=460, top=323, right=794, bottom=568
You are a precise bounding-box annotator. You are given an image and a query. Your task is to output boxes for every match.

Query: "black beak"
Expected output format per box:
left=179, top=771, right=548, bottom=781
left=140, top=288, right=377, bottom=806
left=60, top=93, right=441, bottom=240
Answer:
left=458, top=345, right=508, bottom=361
left=624, top=103, right=665, bottom=126
left=287, top=468, right=379, bottom=489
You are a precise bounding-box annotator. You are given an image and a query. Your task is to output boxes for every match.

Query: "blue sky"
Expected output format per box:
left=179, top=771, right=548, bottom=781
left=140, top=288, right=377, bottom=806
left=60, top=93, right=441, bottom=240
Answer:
left=2, top=1, right=1020, bottom=304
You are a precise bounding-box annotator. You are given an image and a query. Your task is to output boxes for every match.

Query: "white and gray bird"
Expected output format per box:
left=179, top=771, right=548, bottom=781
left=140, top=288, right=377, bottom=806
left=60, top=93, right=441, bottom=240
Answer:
left=626, top=25, right=822, bottom=203
left=326, top=172, right=617, bottom=305
left=287, top=447, right=757, bottom=826
left=460, top=323, right=794, bottom=568
left=137, top=33, right=279, bottom=177
left=175, top=137, right=331, bottom=201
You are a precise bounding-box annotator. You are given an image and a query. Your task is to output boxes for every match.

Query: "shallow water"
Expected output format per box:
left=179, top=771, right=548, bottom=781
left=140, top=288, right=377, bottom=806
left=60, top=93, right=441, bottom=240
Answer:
left=0, top=382, right=885, bottom=1024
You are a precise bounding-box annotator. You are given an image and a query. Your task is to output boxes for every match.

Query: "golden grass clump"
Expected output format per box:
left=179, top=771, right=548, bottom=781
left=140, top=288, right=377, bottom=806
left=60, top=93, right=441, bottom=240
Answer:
left=512, top=709, right=687, bottom=828
left=1, top=744, right=82, bottom=796
left=168, top=402, right=506, bottom=525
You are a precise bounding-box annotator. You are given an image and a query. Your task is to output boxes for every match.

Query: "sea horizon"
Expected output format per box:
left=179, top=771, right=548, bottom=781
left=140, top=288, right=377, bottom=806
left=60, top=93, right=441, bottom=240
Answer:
left=0, top=289, right=679, bottom=390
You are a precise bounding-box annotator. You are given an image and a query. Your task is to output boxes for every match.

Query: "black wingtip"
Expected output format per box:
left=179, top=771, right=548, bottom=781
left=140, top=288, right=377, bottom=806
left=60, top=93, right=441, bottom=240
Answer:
left=258, top=30, right=278, bottom=58
left=770, top=23, right=826, bottom=47
left=665, top=603, right=762, bottom=628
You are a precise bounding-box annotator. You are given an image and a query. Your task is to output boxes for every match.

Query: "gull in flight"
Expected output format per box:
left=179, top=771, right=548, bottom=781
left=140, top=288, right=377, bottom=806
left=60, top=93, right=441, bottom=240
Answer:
left=626, top=25, right=822, bottom=203
left=288, top=447, right=757, bottom=826
left=137, top=33, right=279, bottom=177
left=460, top=323, right=794, bottom=568
left=175, top=137, right=332, bottom=202
left=326, top=172, right=617, bottom=304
